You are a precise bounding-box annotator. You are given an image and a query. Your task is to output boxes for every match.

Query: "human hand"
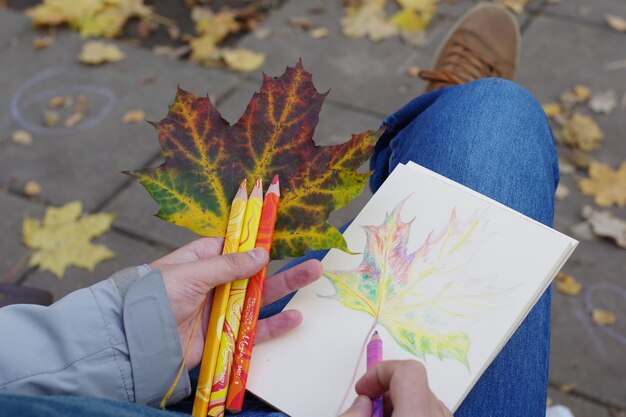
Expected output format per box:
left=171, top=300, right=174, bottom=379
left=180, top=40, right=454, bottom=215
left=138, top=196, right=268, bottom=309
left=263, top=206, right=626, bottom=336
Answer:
left=338, top=360, right=453, bottom=417
left=150, top=237, right=323, bottom=369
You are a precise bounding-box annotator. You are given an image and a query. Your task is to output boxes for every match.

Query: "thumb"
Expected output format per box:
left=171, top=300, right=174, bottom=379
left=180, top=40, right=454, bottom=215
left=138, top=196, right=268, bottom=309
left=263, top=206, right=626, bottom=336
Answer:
left=163, top=248, right=269, bottom=293
left=338, top=396, right=371, bottom=417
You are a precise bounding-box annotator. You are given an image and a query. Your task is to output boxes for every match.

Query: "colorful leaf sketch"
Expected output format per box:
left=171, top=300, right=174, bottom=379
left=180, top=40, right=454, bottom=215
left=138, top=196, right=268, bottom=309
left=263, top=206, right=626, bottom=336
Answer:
left=323, top=197, right=508, bottom=369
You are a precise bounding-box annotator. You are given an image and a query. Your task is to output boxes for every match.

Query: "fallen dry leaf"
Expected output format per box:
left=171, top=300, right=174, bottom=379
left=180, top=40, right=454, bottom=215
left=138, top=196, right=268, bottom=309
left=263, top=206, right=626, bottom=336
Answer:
left=555, top=183, right=570, bottom=200
left=558, top=383, right=575, bottom=394
left=589, top=90, right=618, bottom=115
left=558, top=159, right=576, bottom=175
left=22, top=201, right=116, bottom=278
left=192, top=7, right=240, bottom=43
left=605, top=14, right=626, bottom=32
left=64, top=112, right=83, bottom=128
left=574, top=85, right=591, bottom=101
left=122, top=109, right=145, bottom=124
left=542, top=102, right=562, bottom=118
left=12, top=130, right=33, bottom=146
left=254, top=27, right=273, bottom=40
left=32, top=36, right=54, bottom=50
left=222, top=48, right=265, bottom=72
left=555, top=271, right=582, bottom=296
left=494, top=0, right=528, bottom=14
left=578, top=161, right=626, bottom=207
left=582, top=205, right=626, bottom=248
left=309, top=27, right=329, bottom=39
left=560, top=85, right=591, bottom=109
left=79, top=41, right=125, bottom=65
left=26, top=0, right=152, bottom=38
left=592, top=309, right=616, bottom=326
left=152, top=45, right=191, bottom=60
left=43, top=109, right=60, bottom=127
left=288, top=16, right=314, bottom=31
left=401, top=30, right=428, bottom=48
left=560, top=113, right=603, bottom=151
left=24, top=181, right=42, bottom=196
left=341, top=0, right=399, bottom=41
left=189, top=36, right=220, bottom=65
left=391, top=7, right=434, bottom=32
left=406, top=65, right=421, bottom=77
left=49, top=95, right=71, bottom=108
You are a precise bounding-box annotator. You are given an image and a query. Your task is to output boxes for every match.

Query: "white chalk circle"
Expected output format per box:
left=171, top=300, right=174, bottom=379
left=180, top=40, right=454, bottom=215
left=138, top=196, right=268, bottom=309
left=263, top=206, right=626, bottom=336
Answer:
left=11, top=67, right=117, bottom=135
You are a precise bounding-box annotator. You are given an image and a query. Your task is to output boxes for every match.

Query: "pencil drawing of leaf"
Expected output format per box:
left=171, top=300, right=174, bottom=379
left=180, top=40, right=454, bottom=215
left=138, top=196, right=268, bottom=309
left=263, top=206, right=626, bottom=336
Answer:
left=324, top=198, right=506, bottom=367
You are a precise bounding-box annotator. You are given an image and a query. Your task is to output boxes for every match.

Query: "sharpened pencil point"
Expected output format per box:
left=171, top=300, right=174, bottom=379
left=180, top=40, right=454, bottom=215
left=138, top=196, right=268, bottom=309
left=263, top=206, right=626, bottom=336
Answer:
left=271, top=174, right=279, bottom=185
left=255, top=178, right=262, bottom=188
left=239, top=179, right=247, bottom=189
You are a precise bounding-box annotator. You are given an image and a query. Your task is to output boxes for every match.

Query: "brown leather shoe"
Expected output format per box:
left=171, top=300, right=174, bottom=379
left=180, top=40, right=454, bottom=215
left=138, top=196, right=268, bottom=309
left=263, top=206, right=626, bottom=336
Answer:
left=419, top=3, right=520, bottom=92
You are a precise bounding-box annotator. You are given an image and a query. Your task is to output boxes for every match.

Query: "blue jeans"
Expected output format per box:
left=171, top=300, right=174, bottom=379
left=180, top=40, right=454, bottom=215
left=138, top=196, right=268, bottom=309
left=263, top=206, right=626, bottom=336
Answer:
left=0, top=78, right=558, bottom=417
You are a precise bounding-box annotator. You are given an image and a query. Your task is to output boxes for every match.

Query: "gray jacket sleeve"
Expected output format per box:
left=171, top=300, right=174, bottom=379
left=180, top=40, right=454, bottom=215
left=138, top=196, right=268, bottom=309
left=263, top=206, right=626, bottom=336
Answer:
left=0, top=266, right=191, bottom=407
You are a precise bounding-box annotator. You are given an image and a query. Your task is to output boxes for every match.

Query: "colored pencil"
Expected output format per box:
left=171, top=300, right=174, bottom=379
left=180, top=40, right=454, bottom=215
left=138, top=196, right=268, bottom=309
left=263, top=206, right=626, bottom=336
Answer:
left=226, top=175, right=280, bottom=412
left=367, top=331, right=383, bottom=417
left=191, top=179, right=249, bottom=417
left=208, top=179, right=264, bottom=417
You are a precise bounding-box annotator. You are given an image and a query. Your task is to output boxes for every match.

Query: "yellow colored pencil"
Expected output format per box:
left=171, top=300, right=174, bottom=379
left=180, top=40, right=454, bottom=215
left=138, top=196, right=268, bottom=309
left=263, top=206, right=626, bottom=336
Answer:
left=208, top=178, right=263, bottom=417
left=191, top=179, right=249, bottom=417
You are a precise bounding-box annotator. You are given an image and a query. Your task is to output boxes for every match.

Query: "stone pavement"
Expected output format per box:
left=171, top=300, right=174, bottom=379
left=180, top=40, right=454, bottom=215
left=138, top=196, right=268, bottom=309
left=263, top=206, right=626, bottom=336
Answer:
left=0, top=1, right=625, bottom=415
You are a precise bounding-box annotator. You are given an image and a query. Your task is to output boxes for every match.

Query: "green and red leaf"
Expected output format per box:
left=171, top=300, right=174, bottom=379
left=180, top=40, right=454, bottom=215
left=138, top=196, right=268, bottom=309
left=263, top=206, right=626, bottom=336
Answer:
left=127, top=61, right=381, bottom=258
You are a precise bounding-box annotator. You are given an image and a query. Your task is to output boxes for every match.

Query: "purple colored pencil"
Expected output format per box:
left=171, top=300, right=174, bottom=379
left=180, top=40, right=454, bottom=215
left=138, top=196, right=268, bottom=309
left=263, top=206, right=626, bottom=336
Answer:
left=367, top=331, right=383, bottom=417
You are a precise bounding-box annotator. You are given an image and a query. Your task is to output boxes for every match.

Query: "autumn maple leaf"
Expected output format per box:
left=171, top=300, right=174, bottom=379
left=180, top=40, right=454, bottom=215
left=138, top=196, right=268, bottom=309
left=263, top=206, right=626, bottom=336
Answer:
left=324, top=198, right=507, bottom=367
left=127, top=61, right=381, bottom=258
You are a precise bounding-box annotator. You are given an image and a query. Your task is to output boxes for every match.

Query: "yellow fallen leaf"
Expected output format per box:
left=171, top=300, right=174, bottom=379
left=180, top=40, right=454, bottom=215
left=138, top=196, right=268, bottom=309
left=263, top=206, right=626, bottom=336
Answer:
left=79, top=41, right=125, bottom=65
left=574, top=85, right=591, bottom=102
left=24, top=181, right=42, bottom=196
left=605, top=14, right=626, bottom=32
left=49, top=95, right=71, bottom=108
left=555, top=271, right=582, bottom=296
left=558, top=383, right=575, bottom=393
left=391, top=7, right=435, bottom=32
left=341, top=0, right=399, bottom=41
left=22, top=201, right=115, bottom=278
left=542, top=102, right=562, bottom=118
left=12, top=130, right=33, bottom=146
left=189, top=36, right=220, bottom=66
left=555, top=183, right=570, bottom=200
left=122, top=109, right=145, bottom=124
left=192, top=7, right=240, bottom=43
left=222, top=48, right=265, bottom=72
left=309, top=27, right=329, bottom=39
left=578, top=161, right=626, bottom=208
left=592, top=309, right=616, bottom=326
left=397, top=0, right=437, bottom=11
left=43, top=109, right=60, bottom=127
left=560, top=113, right=603, bottom=151
left=26, top=0, right=151, bottom=38
left=494, top=0, right=528, bottom=14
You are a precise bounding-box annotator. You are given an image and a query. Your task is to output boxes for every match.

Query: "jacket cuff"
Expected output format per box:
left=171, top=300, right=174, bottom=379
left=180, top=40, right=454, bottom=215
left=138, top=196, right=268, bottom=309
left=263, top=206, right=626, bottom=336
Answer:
left=120, top=269, right=191, bottom=407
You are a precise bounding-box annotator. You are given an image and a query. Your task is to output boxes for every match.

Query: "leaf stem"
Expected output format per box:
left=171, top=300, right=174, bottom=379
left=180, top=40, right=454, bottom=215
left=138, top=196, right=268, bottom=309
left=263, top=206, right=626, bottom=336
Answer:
left=336, top=318, right=378, bottom=415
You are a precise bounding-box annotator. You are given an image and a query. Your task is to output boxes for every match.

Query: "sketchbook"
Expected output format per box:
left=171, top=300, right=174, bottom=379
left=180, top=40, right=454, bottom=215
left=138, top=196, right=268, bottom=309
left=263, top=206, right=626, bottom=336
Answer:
left=247, top=162, right=578, bottom=417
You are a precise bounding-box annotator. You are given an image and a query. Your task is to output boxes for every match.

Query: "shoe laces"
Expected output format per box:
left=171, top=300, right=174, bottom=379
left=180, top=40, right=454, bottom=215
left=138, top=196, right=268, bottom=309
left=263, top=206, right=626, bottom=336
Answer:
left=419, top=37, right=502, bottom=88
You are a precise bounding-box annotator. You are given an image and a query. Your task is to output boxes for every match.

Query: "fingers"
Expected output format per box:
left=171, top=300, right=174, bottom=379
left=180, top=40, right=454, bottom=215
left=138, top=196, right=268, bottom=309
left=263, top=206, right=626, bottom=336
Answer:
left=355, top=360, right=429, bottom=416
left=255, top=309, right=303, bottom=343
left=162, top=247, right=269, bottom=295
left=337, top=396, right=372, bottom=417
left=261, top=260, right=323, bottom=307
left=150, top=237, right=224, bottom=269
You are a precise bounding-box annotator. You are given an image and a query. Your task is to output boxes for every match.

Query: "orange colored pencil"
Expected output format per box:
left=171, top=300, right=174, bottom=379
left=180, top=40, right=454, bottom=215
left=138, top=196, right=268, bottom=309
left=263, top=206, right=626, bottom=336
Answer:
left=226, top=175, right=280, bottom=412
left=191, top=180, right=248, bottom=417
left=208, top=179, right=263, bottom=417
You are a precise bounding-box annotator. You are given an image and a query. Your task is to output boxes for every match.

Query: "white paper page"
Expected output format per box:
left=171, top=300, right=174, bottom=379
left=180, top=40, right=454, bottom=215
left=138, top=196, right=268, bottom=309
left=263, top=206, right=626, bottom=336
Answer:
left=248, top=163, right=577, bottom=417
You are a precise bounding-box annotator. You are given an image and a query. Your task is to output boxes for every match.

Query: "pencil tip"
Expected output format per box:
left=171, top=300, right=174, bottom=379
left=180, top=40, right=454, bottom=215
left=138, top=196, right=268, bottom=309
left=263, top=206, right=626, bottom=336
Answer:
left=271, top=174, right=279, bottom=185
left=255, top=178, right=262, bottom=188
left=239, top=179, right=247, bottom=189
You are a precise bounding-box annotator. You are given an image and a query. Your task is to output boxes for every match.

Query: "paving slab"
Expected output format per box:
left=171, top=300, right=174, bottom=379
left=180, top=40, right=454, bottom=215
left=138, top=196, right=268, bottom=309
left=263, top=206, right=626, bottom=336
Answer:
left=0, top=191, right=44, bottom=283
left=237, top=0, right=472, bottom=116
left=548, top=388, right=613, bottom=417
left=0, top=14, right=239, bottom=212
left=516, top=14, right=626, bottom=409
left=0, top=9, right=30, bottom=50
left=542, top=0, right=626, bottom=27
left=103, top=80, right=381, bottom=249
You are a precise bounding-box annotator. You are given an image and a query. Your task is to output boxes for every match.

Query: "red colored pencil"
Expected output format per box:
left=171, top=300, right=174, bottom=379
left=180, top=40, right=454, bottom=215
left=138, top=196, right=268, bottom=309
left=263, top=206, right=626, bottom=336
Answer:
left=225, top=175, right=280, bottom=412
